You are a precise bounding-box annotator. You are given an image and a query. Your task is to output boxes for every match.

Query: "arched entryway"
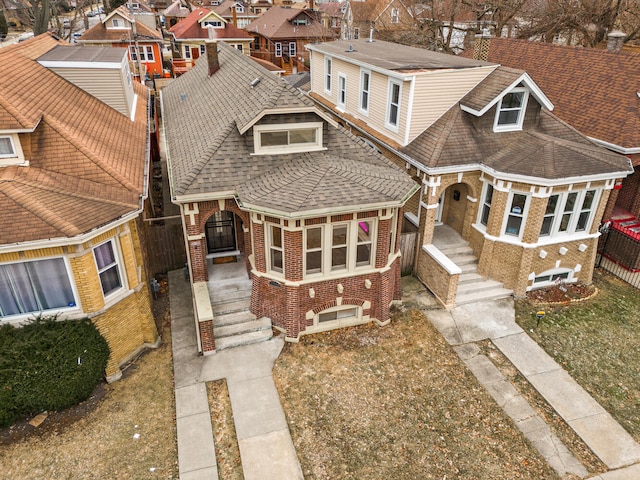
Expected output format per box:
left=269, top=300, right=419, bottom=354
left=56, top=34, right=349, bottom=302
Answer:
left=439, top=183, right=469, bottom=236
left=205, top=211, right=238, bottom=255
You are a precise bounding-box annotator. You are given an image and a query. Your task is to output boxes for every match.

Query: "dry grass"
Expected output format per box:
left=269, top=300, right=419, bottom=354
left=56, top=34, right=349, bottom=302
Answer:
left=0, top=322, right=178, bottom=479
left=207, top=379, right=242, bottom=479
left=274, top=309, right=558, bottom=480
left=516, top=269, right=640, bottom=442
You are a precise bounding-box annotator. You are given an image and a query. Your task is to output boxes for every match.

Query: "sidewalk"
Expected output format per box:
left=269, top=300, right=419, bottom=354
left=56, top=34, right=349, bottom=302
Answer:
left=426, top=293, right=640, bottom=477
left=169, top=270, right=303, bottom=480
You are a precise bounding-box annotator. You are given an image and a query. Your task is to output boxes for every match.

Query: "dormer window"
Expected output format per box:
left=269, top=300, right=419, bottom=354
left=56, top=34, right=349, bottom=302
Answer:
left=293, top=17, right=308, bottom=25
left=253, top=122, right=324, bottom=154
left=112, top=18, right=122, bottom=27
left=494, top=87, right=528, bottom=131
left=0, top=135, right=25, bottom=166
left=0, top=137, right=16, bottom=158
left=234, top=3, right=244, bottom=13
left=203, top=19, right=223, bottom=28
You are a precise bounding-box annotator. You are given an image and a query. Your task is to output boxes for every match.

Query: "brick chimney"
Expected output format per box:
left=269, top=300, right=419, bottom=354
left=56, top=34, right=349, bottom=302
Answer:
left=309, top=0, right=314, bottom=9
left=232, top=5, right=237, bottom=27
left=206, top=41, right=220, bottom=76
left=607, top=31, right=625, bottom=53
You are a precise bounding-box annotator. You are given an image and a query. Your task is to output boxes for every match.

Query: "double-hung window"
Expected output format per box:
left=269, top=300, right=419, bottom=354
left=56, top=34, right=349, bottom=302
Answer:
left=289, top=42, right=296, bottom=56
left=184, top=45, right=191, bottom=59
left=539, top=190, right=598, bottom=238
left=337, top=74, right=346, bottom=110
left=494, top=87, right=528, bottom=131
left=391, top=7, right=399, bottom=23
left=356, top=221, right=373, bottom=266
left=331, top=225, right=348, bottom=271
left=94, top=240, right=123, bottom=297
left=0, top=258, right=76, bottom=318
left=504, top=193, right=528, bottom=238
left=305, top=227, right=323, bottom=275
left=479, top=183, right=494, bottom=228
left=130, top=46, right=154, bottom=62
left=386, top=80, right=401, bottom=130
left=325, top=57, right=332, bottom=93
left=269, top=225, right=284, bottom=274
left=200, top=44, right=206, bottom=55
left=275, top=42, right=282, bottom=57
left=360, top=70, right=370, bottom=114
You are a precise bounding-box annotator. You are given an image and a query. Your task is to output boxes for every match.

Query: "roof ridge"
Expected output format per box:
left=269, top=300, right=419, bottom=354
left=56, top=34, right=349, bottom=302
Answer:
left=0, top=182, right=81, bottom=237
left=44, top=114, right=140, bottom=193
left=0, top=89, right=40, bottom=129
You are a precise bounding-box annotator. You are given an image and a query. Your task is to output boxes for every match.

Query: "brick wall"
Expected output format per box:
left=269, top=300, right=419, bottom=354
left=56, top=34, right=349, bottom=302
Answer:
left=416, top=247, right=458, bottom=309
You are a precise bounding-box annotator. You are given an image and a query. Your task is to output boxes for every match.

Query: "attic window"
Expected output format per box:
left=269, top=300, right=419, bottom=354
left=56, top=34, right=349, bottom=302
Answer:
left=0, top=137, right=16, bottom=158
left=494, top=87, right=529, bottom=132
left=0, top=135, right=25, bottom=166
left=253, top=122, right=324, bottom=155
left=235, top=4, right=244, bottom=12
left=293, top=17, right=308, bottom=25
left=203, top=20, right=223, bottom=28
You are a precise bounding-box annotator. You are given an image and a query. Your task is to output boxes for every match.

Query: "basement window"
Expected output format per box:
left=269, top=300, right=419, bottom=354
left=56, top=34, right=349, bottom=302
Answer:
left=253, top=122, right=324, bottom=154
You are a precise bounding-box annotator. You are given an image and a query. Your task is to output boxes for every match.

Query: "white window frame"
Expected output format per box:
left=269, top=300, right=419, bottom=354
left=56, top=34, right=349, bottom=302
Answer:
left=253, top=122, right=324, bottom=155
left=494, top=87, right=529, bottom=132
left=112, top=18, right=122, bottom=28
left=200, top=44, right=206, bottom=55
left=93, top=239, right=125, bottom=299
left=0, top=257, right=79, bottom=320
left=275, top=42, right=282, bottom=57
left=267, top=224, right=284, bottom=275
left=359, top=69, right=370, bottom=114
left=477, top=182, right=494, bottom=230
left=235, top=3, right=244, bottom=13
left=202, top=20, right=223, bottom=28
left=324, top=56, right=332, bottom=94
left=314, top=305, right=362, bottom=329
left=130, top=45, right=154, bottom=63
left=184, top=45, right=191, bottom=59
left=304, top=226, right=324, bottom=276
left=501, top=192, right=530, bottom=240
left=391, top=7, right=399, bottom=23
left=302, top=219, right=377, bottom=278
left=529, top=268, right=574, bottom=290
left=289, top=41, right=296, bottom=56
left=386, top=79, right=402, bottom=131
left=0, top=136, right=17, bottom=158
left=337, top=73, right=347, bottom=110
left=539, top=189, right=600, bottom=240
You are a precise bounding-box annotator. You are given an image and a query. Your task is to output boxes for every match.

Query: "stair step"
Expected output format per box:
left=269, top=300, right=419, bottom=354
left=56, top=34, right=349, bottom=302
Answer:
left=458, top=272, right=484, bottom=285
left=214, top=316, right=269, bottom=338
left=214, top=310, right=256, bottom=327
left=448, top=254, right=478, bottom=266
left=459, top=263, right=478, bottom=274
left=212, top=297, right=251, bottom=315
left=212, top=280, right=252, bottom=293
left=456, top=287, right=513, bottom=305
left=457, top=279, right=505, bottom=296
left=215, top=328, right=273, bottom=350
left=437, top=245, right=473, bottom=256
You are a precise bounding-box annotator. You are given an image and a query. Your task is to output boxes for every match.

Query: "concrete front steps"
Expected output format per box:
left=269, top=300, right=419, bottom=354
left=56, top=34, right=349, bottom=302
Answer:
left=437, top=241, right=512, bottom=305
left=211, top=288, right=272, bottom=351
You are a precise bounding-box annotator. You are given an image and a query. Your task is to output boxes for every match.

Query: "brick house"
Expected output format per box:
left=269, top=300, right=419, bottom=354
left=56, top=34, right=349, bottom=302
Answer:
left=78, top=4, right=164, bottom=79
left=0, top=35, right=159, bottom=381
left=161, top=42, right=418, bottom=352
left=306, top=39, right=632, bottom=307
left=246, top=6, right=336, bottom=74
left=463, top=36, right=640, bottom=273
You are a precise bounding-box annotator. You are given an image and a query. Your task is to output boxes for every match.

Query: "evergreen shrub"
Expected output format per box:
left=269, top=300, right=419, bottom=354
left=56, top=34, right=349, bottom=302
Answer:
left=0, top=316, right=110, bottom=428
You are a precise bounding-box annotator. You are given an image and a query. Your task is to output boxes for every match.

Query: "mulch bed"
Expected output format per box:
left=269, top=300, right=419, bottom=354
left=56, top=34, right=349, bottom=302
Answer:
left=525, top=282, right=597, bottom=304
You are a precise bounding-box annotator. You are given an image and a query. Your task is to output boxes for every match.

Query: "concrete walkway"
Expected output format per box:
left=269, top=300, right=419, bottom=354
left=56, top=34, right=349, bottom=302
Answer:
left=170, top=269, right=303, bottom=480
left=426, top=293, right=640, bottom=478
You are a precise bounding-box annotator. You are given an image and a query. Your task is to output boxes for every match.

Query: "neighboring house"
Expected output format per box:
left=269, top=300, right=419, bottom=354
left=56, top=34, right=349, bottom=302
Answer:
left=341, top=0, right=413, bottom=41
left=169, top=7, right=253, bottom=74
left=163, top=0, right=195, bottom=27
left=464, top=36, right=640, bottom=273
left=213, top=0, right=260, bottom=29
left=316, top=1, right=343, bottom=34
left=246, top=6, right=336, bottom=74
left=161, top=42, right=418, bottom=353
left=78, top=5, right=164, bottom=78
left=0, top=34, right=159, bottom=381
left=306, top=39, right=632, bottom=306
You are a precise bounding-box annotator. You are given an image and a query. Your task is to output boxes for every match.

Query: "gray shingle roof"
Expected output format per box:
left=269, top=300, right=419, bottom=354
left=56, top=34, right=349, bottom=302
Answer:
left=162, top=42, right=417, bottom=214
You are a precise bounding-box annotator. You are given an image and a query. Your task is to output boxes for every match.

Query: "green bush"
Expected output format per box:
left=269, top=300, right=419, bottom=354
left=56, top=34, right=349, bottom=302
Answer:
left=0, top=316, right=110, bottom=428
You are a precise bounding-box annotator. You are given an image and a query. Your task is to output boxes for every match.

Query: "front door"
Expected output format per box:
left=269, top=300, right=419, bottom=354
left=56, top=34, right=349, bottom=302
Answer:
left=205, top=211, right=236, bottom=254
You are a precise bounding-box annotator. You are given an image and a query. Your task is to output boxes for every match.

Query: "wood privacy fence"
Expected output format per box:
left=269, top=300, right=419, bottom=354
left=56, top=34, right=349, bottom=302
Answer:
left=399, top=231, right=418, bottom=276
left=142, top=217, right=187, bottom=276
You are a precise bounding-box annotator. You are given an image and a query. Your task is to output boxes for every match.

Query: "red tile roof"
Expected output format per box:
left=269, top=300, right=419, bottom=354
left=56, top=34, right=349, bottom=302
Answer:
left=463, top=37, right=640, bottom=150
left=0, top=34, right=149, bottom=245
left=169, top=7, right=252, bottom=39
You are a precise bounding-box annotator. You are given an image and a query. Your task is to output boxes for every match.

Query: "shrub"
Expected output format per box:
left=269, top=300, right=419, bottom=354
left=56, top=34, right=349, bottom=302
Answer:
left=0, top=315, right=110, bottom=428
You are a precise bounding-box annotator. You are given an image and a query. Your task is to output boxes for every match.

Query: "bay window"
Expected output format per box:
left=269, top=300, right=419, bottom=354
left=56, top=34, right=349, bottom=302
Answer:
left=0, top=258, right=76, bottom=318
left=269, top=225, right=283, bottom=274
left=331, top=225, right=348, bottom=271
left=479, top=183, right=494, bottom=228
left=539, top=190, right=598, bottom=238
left=504, top=193, right=528, bottom=237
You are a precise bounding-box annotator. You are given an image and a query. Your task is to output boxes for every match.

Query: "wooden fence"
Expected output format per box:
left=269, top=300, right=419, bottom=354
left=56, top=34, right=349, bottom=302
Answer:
left=142, top=217, right=187, bottom=276
left=399, top=231, right=418, bottom=275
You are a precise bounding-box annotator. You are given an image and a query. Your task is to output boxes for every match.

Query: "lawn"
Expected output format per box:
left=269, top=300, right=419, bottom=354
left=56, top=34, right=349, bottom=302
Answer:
left=0, top=318, right=178, bottom=479
left=515, top=269, right=640, bottom=442
left=273, top=310, right=558, bottom=479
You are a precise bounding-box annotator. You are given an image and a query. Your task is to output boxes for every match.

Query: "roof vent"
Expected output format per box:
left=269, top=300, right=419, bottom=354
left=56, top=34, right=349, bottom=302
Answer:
left=346, top=44, right=355, bottom=52
left=250, top=78, right=260, bottom=87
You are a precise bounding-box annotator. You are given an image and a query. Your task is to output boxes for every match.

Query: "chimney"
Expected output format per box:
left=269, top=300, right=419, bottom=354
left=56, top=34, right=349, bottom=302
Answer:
left=232, top=5, right=237, bottom=27
left=309, top=0, right=314, bottom=9
left=206, top=41, right=220, bottom=76
left=607, top=31, right=625, bottom=53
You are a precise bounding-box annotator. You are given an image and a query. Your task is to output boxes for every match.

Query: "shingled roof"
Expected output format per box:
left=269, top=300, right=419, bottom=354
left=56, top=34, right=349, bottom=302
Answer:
left=79, top=7, right=162, bottom=43
left=246, top=6, right=336, bottom=41
left=402, top=84, right=632, bottom=182
left=169, top=7, right=252, bottom=40
left=162, top=42, right=417, bottom=216
left=461, top=37, right=640, bottom=151
left=0, top=34, right=149, bottom=245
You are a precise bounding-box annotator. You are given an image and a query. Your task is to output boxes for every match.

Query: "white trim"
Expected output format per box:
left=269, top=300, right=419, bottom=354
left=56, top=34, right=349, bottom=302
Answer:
left=588, top=137, right=640, bottom=155
left=36, top=60, right=124, bottom=69
left=422, top=244, right=462, bottom=274
left=93, top=237, right=128, bottom=301
left=324, top=56, right=332, bottom=94
left=358, top=68, right=371, bottom=115
left=493, top=87, right=529, bottom=132
left=501, top=191, right=530, bottom=240
left=404, top=76, right=415, bottom=145
left=337, top=73, right=347, bottom=110
left=253, top=122, right=324, bottom=155
left=404, top=212, right=419, bottom=227
left=238, top=106, right=337, bottom=135
left=385, top=78, right=402, bottom=132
